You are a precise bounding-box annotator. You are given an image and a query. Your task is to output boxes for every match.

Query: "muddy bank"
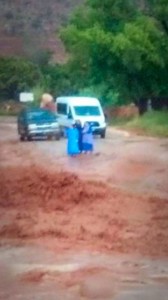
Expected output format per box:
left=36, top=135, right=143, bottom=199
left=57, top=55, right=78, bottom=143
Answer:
left=0, top=165, right=108, bottom=210
left=0, top=165, right=168, bottom=257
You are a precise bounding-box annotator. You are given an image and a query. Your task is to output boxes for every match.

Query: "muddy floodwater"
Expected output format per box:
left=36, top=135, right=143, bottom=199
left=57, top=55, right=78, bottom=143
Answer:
left=0, top=117, right=168, bottom=299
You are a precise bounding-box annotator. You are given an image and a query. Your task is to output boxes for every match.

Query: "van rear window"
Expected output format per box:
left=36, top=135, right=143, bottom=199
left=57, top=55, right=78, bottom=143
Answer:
left=74, top=106, right=100, bottom=116
left=57, top=103, right=67, bottom=115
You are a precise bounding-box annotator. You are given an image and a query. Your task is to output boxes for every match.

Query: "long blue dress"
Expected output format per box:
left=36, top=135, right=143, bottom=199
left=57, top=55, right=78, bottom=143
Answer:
left=76, top=123, right=83, bottom=152
left=66, top=127, right=80, bottom=156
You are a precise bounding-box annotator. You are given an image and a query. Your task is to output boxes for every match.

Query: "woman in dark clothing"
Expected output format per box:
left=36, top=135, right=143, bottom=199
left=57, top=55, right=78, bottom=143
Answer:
left=75, top=120, right=83, bottom=153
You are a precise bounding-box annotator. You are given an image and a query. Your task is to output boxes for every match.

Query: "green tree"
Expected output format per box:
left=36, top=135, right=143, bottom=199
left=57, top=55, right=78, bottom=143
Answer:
left=60, top=0, right=168, bottom=105
left=40, top=63, right=76, bottom=97
left=0, top=57, right=42, bottom=100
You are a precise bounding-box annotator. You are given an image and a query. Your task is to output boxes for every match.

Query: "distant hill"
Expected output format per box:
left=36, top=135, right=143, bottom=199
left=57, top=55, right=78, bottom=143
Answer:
left=0, top=0, right=83, bottom=62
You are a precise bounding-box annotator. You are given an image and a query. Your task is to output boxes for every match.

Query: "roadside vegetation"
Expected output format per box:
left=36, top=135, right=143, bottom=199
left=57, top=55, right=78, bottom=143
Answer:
left=111, top=111, right=168, bottom=138
left=0, top=0, right=168, bottom=137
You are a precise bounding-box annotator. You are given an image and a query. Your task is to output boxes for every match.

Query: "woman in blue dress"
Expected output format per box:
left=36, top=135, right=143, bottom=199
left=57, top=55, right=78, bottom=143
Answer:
left=75, top=120, right=83, bottom=153
left=66, top=123, right=80, bottom=156
left=82, top=122, right=94, bottom=153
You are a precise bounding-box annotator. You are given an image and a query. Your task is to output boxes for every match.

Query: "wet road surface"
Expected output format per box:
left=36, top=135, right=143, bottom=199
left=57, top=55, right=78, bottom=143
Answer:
left=0, top=117, right=168, bottom=299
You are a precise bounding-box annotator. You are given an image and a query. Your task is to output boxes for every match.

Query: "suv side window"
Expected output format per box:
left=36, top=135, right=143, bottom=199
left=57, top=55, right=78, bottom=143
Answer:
left=18, top=111, right=24, bottom=121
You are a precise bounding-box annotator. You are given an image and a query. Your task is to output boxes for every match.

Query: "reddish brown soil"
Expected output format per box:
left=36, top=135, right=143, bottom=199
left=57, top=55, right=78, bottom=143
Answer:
left=0, top=120, right=168, bottom=299
left=0, top=164, right=168, bottom=257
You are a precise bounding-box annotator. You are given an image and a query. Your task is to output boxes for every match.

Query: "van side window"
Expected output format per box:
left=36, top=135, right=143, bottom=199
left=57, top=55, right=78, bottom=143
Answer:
left=57, top=103, right=67, bottom=115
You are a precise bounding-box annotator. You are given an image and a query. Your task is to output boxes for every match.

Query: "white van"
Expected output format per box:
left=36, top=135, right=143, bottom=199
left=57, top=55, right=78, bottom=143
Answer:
left=56, top=96, right=107, bottom=138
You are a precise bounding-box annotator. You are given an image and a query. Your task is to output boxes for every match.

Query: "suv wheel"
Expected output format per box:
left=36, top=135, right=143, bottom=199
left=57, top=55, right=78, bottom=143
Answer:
left=27, top=135, right=32, bottom=141
left=55, top=134, right=60, bottom=141
left=20, top=135, right=25, bottom=141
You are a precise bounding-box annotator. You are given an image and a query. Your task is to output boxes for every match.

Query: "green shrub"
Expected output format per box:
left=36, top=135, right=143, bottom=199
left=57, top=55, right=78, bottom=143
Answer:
left=125, top=111, right=168, bottom=137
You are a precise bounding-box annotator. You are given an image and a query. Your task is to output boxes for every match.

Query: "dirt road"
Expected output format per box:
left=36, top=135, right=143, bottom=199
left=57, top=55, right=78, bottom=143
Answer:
left=0, top=117, right=168, bottom=299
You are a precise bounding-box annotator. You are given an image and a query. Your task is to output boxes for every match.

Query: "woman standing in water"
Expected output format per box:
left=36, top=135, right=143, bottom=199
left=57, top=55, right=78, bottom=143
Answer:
left=66, top=122, right=79, bottom=157
left=82, top=122, right=94, bottom=154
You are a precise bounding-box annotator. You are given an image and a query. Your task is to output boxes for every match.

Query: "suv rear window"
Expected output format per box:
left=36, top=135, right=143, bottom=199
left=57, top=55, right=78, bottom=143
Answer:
left=27, top=110, right=56, bottom=121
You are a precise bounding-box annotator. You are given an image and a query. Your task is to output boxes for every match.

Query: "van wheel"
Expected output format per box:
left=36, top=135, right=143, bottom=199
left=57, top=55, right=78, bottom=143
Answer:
left=100, top=130, right=106, bottom=139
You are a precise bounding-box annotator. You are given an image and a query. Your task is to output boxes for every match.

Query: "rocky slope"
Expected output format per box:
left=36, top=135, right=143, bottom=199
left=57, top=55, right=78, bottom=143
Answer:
left=0, top=0, right=83, bottom=62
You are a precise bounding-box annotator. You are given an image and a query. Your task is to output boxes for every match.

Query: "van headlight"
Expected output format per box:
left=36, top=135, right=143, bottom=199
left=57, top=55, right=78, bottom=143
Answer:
left=102, top=121, right=107, bottom=128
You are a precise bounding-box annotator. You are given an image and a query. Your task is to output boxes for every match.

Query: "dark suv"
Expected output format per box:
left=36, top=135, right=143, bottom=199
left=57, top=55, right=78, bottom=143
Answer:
left=17, top=107, right=61, bottom=141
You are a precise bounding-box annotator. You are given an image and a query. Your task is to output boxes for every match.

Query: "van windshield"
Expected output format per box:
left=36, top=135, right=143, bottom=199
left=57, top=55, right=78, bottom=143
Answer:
left=74, top=106, right=101, bottom=116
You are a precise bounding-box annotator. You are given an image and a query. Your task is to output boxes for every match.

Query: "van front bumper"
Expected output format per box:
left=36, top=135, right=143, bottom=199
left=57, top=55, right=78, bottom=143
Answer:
left=91, top=126, right=106, bottom=134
